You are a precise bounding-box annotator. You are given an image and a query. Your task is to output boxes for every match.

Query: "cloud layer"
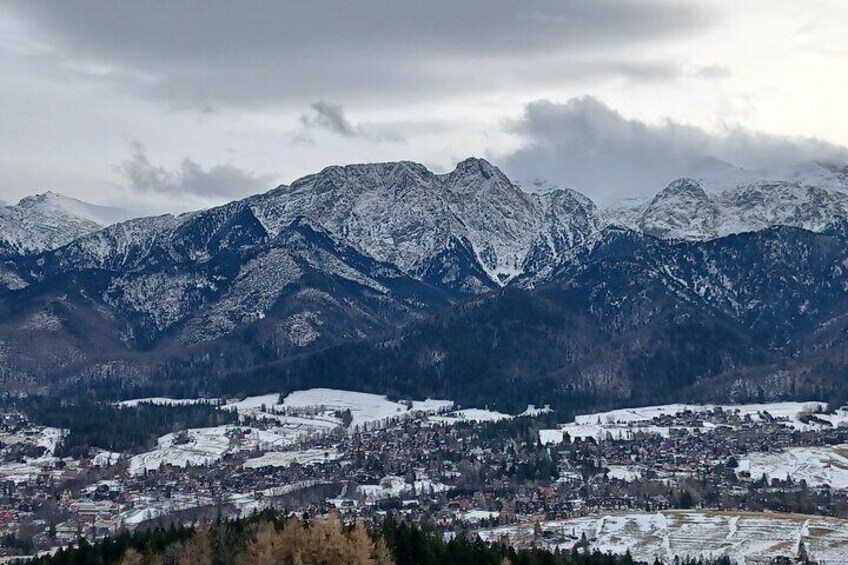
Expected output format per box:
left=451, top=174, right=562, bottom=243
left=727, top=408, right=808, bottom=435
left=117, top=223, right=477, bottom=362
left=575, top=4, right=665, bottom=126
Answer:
left=4, top=1, right=848, bottom=214
left=119, top=143, right=274, bottom=200
left=500, top=97, right=848, bottom=202
left=5, top=1, right=713, bottom=110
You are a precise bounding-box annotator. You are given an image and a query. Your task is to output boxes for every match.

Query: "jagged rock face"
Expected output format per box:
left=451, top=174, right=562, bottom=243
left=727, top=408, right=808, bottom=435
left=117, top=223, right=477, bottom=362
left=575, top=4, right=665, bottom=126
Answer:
left=638, top=179, right=720, bottom=239
left=11, top=205, right=447, bottom=347
left=9, top=160, right=848, bottom=291
left=247, top=161, right=454, bottom=276
left=600, top=196, right=649, bottom=231
left=519, top=189, right=604, bottom=285
left=718, top=181, right=848, bottom=234
left=246, top=158, right=603, bottom=284
left=611, top=178, right=848, bottom=241
left=0, top=192, right=127, bottom=254
left=0, top=215, right=454, bottom=391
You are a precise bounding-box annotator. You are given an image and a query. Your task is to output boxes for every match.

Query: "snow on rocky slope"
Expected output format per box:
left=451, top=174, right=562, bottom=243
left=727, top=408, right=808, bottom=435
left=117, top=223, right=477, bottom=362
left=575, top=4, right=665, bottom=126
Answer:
left=246, top=158, right=602, bottom=284
left=5, top=159, right=601, bottom=288
left=0, top=192, right=130, bottom=254
left=606, top=177, right=848, bottom=240
left=8, top=158, right=848, bottom=283
left=638, top=178, right=721, bottom=239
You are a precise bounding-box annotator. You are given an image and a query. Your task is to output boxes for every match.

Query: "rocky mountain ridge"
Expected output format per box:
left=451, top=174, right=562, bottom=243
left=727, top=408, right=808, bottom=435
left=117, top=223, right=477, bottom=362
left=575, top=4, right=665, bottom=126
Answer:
left=3, top=158, right=848, bottom=408
left=606, top=177, right=848, bottom=240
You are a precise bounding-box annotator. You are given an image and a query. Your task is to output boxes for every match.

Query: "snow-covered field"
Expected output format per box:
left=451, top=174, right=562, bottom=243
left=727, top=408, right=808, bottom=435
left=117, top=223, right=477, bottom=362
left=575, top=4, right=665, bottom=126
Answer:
left=36, top=427, right=67, bottom=456
left=243, top=448, right=342, bottom=469
left=224, top=388, right=454, bottom=430
left=541, top=401, right=838, bottom=445
left=431, top=408, right=512, bottom=424
left=356, top=475, right=450, bottom=501
left=126, top=389, right=458, bottom=476
left=128, top=426, right=296, bottom=475
left=278, top=389, right=453, bottom=428
left=738, top=445, right=848, bottom=488
left=571, top=402, right=827, bottom=427
left=117, top=480, right=327, bottom=528
left=429, top=404, right=552, bottom=425
left=91, top=450, right=123, bottom=467
left=118, top=492, right=217, bottom=526
left=0, top=426, right=70, bottom=484
left=478, top=510, right=848, bottom=564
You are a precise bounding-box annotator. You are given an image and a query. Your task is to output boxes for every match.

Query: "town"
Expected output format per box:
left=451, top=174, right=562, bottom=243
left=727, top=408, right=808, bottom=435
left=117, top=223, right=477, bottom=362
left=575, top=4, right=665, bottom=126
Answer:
left=2, top=391, right=848, bottom=562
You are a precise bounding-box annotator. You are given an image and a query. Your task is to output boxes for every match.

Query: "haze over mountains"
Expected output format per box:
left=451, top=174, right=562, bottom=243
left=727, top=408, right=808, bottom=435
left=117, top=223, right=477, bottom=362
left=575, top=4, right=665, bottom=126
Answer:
left=3, top=157, right=848, bottom=410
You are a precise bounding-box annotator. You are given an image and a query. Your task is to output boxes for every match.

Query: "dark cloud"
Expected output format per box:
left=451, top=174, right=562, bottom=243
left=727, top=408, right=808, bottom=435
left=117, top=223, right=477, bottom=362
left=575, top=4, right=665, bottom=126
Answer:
left=118, top=143, right=274, bottom=199
left=5, top=1, right=716, bottom=109
left=500, top=97, right=848, bottom=202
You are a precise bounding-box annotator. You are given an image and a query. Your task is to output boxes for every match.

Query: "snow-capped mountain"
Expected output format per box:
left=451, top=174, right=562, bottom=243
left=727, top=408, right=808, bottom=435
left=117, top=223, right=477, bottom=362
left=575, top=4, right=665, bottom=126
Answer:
left=7, top=157, right=848, bottom=304
left=281, top=222, right=848, bottom=409
left=8, top=158, right=848, bottom=282
left=0, top=192, right=130, bottom=254
left=245, top=158, right=602, bottom=284
left=0, top=209, right=453, bottom=388
left=6, top=159, right=601, bottom=288
left=4, top=157, right=848, bottom=408
left=638, top=178, right=721, bottom=239
left=605, top=177, right=848, bottom=241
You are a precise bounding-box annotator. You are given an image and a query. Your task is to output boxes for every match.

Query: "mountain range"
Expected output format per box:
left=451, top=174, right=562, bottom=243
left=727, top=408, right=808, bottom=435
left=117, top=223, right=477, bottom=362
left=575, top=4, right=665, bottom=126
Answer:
left=2, top=158, right=848, bottom=411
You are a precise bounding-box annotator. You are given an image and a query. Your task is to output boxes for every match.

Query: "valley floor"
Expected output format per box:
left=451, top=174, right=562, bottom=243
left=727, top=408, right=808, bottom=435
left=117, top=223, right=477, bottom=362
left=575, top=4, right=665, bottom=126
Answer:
left=2, top=392, right=848, bottom=562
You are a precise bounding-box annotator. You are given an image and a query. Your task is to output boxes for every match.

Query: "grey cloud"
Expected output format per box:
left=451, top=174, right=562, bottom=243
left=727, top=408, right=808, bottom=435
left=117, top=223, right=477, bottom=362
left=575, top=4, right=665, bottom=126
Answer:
left=500, top=97, right=848, bottom=202
left=5, top=1, right=716, bottom=109
left=693, top=64, right=732, bottom=78
left=119, top=143, right=274, bottom=199
left=303, top=102, right=356, bottom=137
left=300, top=102, right=404, bottom=142
left=598, top=61, right=682, bottom=83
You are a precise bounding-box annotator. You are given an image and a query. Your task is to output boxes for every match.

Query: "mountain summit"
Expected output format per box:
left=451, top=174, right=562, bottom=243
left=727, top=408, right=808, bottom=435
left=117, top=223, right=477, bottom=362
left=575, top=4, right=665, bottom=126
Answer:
left=245, top=158, right=601, bottom=284
left=0, top=192, right=130, bottom=254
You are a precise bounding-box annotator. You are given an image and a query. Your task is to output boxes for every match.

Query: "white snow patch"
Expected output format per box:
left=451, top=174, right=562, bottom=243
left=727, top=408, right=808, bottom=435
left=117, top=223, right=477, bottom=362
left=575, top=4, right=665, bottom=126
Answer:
left=243, top=448, right=341, bottom=469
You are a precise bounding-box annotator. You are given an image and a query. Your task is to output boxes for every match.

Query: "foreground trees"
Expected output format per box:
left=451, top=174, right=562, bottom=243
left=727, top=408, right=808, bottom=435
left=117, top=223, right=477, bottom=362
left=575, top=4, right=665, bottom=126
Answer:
left=24, top=512, right=732, bottom=565
left=236, top=519, right=392, bottom=565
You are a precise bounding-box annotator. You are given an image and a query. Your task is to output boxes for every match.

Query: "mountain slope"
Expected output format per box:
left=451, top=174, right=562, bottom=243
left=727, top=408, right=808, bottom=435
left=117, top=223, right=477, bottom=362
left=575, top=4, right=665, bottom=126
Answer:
left=0, top=192, right=129, bottom=255
left=4, top=158, right=848, bottom=408
left=0, top=211, right=455, bottom=392
left=234, top=225, right=848, bottom=411
left=245, top=158, right=602, bottom=284
left=638, top=179, right=720, bottom=239
left=607, top=178, right=848, bottom=241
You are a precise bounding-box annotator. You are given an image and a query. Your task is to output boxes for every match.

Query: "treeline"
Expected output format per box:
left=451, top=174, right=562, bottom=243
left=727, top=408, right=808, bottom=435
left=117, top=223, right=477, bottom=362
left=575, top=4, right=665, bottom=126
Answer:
left=19, top=513, right=735, bottom=565
left=12, top=398, right=238, bottom=458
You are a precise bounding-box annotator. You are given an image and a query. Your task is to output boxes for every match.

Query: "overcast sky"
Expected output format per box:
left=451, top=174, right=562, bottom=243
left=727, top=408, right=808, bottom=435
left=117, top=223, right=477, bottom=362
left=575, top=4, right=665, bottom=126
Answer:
left=2, top=1, right=848, bottom=213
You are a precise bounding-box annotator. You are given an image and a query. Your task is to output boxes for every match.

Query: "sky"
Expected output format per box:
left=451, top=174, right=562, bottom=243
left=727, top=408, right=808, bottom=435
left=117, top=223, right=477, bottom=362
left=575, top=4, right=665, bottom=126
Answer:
left=2, top=0, right=848, bottom=214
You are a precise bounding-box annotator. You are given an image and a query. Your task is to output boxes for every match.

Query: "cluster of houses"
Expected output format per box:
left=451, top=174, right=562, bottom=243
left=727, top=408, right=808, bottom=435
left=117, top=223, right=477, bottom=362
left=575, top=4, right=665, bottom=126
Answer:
left=1, top=405, right=848, bottom=558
